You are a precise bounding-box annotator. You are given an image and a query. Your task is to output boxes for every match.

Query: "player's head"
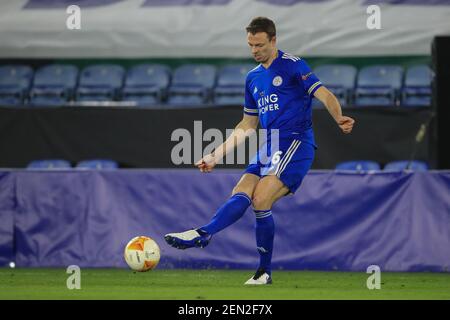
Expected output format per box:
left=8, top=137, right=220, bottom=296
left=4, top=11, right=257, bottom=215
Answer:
left=246, top=17, right=277, bottom=64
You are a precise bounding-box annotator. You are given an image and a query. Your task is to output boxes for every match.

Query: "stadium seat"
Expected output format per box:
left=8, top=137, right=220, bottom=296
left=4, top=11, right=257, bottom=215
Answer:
left=383, top=160, right=429, bottom=171
left=167, top=64, right=216, bottom=106
left=401, top=65, right=432, bottom=107
left=75, top=159, right=119, bottom=169
left=313, top=65, right=357, bottom=107
left=335, top=160, right=381, bottom=172
left=355, top=65, right=404, bottom=107
left=29, top=64, right=78, bottom=107
left=213, top=64, right=255, bottom=106
left=0, top=65, right=33, bottom=106
left=27, top=159, right=71, bottom=169
left=122, top=64, right=171, bottom=106
left=76, top=64, right=125, bottom=102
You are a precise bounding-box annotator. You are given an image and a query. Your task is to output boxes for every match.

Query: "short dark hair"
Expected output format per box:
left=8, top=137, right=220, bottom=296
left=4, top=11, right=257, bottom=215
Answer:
left=246, top=17, right=276, bottom=40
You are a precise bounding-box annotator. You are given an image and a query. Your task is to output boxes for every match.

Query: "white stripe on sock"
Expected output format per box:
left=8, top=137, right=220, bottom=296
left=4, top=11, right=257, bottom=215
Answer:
left=256, top=212, right=272, bottom=219
left=255, top=211, right=272, bottom=219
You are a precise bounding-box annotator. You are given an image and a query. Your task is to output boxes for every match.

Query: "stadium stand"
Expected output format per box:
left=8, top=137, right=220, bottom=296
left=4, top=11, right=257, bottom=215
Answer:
left=0, top=65, right=33, bottom=106
left=213, top=64, right=255, bottom=106
left=76, top=64, right=125, bottom=102
left=0, top=62, right=435, bottom=109
left=312, top=64, right=357, bottom=108
left=29, top=64, right=78, bottom=107
left=75, top=159, right=119, bottom=169
left=383, top=160, right=429, bottom=171
left=122, top=64, right=171, bottom=107
left=167, top=64, right=216, bottom=106
left=401, top=65, right=432, bottom=107
left=355, top=65, right=404, bottom=107
left=335, top=160, right=381, bottom=172
left=26, top=159, right=71, bottom=169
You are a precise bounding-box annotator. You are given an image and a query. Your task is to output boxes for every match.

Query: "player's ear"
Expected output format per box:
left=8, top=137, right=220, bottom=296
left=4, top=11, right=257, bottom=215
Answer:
left=270, top=35, right=276, bottom=46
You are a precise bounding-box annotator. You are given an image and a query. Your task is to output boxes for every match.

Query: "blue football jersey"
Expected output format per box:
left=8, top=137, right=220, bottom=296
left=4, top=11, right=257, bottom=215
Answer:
left=244, top=50, right=322, bottom=146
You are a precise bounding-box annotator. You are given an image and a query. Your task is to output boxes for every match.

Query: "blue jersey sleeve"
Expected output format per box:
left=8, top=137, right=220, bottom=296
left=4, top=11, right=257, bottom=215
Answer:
left=295, top=59, right=322, bottom=97
left=243, top=77, right=259, bottom=116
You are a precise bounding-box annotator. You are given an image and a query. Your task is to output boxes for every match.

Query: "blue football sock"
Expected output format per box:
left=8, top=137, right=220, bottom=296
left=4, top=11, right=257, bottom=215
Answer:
left=254, top=209, right=275, bottom=275
left=198, top=192, right=252, bottom=236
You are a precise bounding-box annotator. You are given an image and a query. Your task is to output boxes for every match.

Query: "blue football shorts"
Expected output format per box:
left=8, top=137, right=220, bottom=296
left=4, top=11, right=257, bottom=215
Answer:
left=244, top=136, right=315, bottom=194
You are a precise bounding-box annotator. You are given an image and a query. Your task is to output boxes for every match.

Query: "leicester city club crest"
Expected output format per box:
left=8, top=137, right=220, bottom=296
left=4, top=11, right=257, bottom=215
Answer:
left=272, top=76, right=283, bottom=86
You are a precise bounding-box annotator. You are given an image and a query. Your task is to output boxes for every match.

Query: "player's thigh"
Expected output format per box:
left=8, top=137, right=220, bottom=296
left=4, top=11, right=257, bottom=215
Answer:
left=252, top=175, right=289, bottom=209
left=232, top=173, right=260, bottom=198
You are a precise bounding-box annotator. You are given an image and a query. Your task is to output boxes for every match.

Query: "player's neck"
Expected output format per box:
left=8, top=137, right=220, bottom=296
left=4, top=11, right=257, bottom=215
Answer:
left=262, top=48, right=278, bottom=69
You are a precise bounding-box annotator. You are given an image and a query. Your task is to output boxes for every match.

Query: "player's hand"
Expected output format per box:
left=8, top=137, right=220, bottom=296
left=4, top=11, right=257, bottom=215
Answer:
left=337, top=116, right=355, bottom=134
left=195, top=153, right=217, bottom=173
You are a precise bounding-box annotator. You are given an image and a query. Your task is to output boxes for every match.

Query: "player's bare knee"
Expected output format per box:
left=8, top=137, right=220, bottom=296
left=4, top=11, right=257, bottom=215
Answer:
left=251, top=194, right=272, bottom=211
left=231, top=182, right=256, bottom=199
left=231, top=186, right=253, bottom=198
left=231, top=175, right=258, bottom=198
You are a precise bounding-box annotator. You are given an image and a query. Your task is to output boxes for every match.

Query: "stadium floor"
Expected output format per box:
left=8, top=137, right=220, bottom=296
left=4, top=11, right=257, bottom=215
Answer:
left=1, top=268, right=449, bottom=300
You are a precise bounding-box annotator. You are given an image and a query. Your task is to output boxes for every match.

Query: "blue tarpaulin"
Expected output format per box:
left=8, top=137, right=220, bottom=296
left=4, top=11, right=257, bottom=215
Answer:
left=0, top=169, right=449, bottom=271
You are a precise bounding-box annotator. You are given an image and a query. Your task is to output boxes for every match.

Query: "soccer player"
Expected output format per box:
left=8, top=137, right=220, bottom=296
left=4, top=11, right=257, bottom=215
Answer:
left=165, top=17, right=355, bottom=285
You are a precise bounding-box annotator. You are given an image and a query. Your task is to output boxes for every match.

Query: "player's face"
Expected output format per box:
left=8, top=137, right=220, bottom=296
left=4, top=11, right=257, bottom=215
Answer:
left=247, top=32, right=276, bottom=63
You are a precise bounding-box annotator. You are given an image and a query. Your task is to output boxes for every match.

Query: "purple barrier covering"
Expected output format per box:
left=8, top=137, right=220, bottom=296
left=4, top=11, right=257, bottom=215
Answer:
left=1, top=169, right=449, bottom=271
left=0, top=172, right=15, bottom=266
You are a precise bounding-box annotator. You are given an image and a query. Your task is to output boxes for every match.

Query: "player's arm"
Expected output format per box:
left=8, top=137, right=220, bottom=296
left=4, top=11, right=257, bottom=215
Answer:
left=195, top=114, right=259, bottom=172
left=313, top=86, right=355, bottom=134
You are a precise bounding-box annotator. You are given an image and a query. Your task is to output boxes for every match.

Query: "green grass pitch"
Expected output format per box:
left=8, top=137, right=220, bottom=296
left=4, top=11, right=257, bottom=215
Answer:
left=1, top=268, right=449, bottom=300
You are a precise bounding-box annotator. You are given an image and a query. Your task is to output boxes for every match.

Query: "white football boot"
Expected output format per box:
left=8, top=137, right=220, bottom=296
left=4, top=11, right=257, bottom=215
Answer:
left=164, top=229, right=211, bottom=249
left=244, top=268, right=272, bottom=285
